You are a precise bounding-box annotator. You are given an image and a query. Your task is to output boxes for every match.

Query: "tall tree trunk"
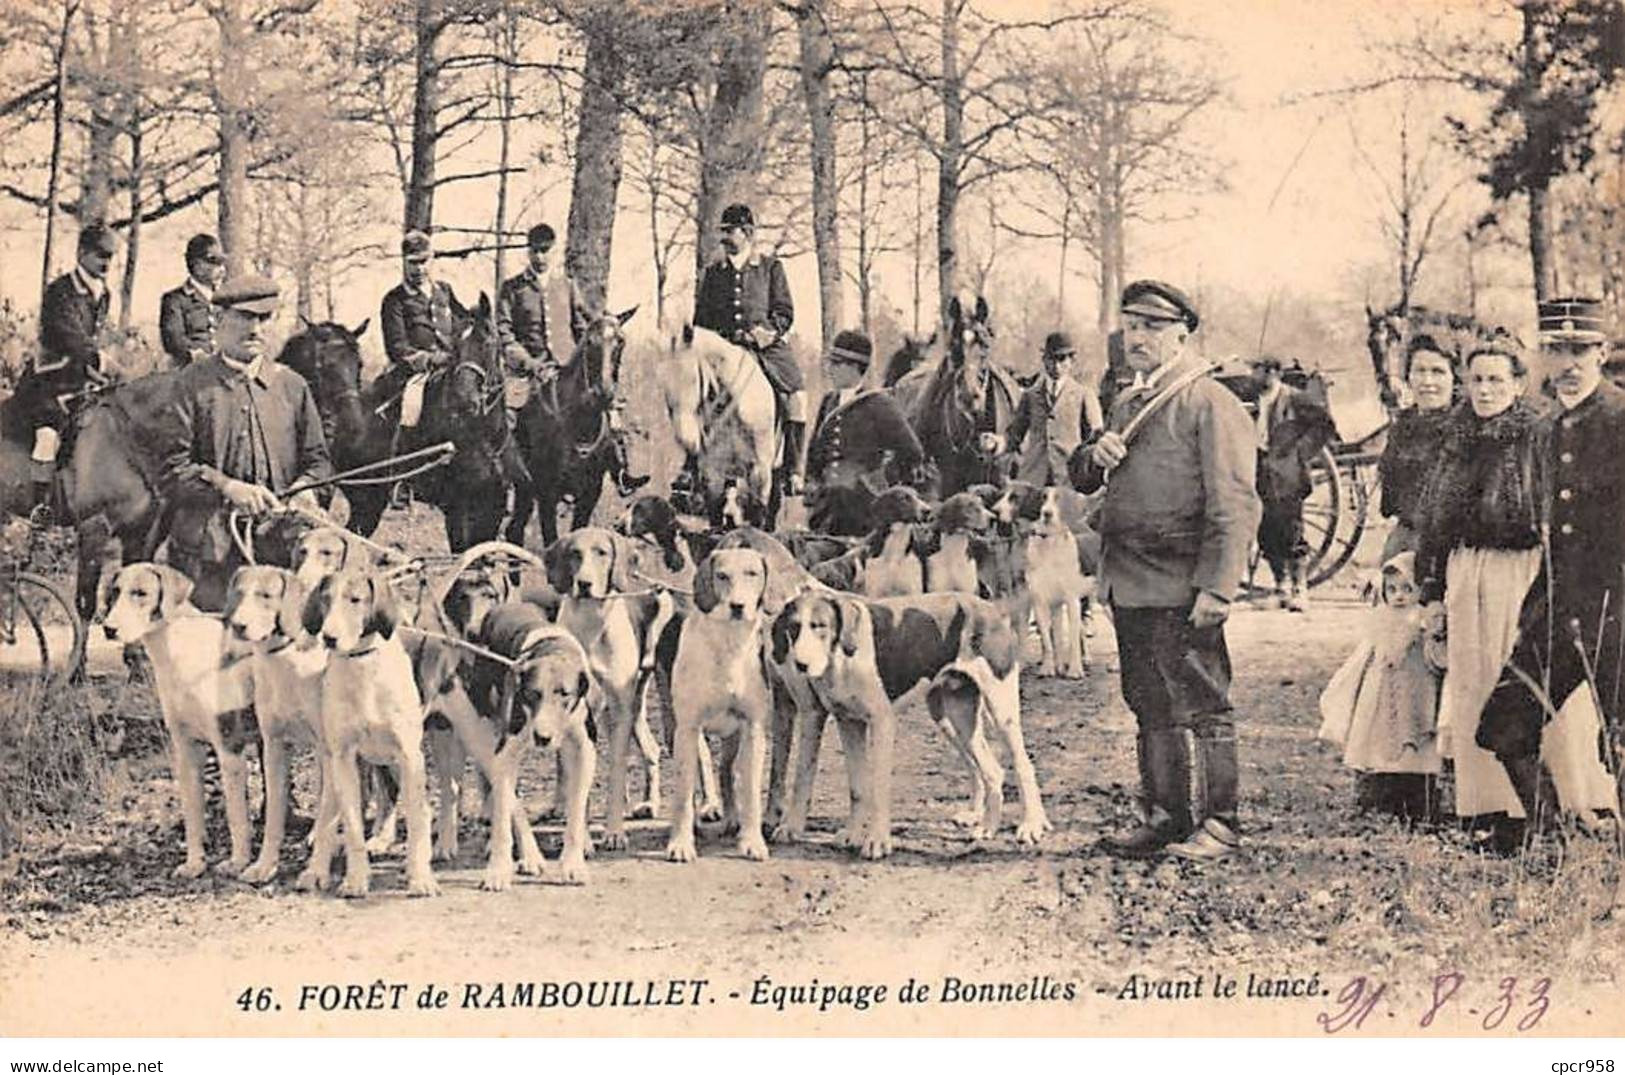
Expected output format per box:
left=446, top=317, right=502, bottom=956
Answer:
left=797, top=0, right=842, bottom=351
left=912, top=152, right=924, bottom=336
left=694, top=5, right=768, bottom=296
left=856, top=73, right=873, bottom=334
left=215, top=0, right=251, bottom=276
left=77, top=9, right=115, bottom=229
left=1057, top=200, right=1069, bottom=321
left=120, top=125, right=143, bottom=331
left=1529, top=182, right=1556, bottom=303
left=1095, top=179, right=1115, bottom=335
left=405, top=0, right=441, bottom=233
left=492, top=6, right=516, bottom=298
left=936, top=0, right=962, bottom=327
left=567, top=14, right=626, bottom=330
left=295, top=179, right=314, bottom=321
left=41, top=0, right=77, bottom=304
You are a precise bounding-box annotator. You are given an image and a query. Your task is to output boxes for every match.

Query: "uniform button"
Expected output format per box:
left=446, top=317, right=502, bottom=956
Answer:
left=1561, top=523, right=1573, bottom=535
left=1561, top=451, right=1573, bottom=463
left=1560, top=488, right=1573, bottom=500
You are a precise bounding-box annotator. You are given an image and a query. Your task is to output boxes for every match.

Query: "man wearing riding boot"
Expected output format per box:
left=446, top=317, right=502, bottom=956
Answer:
left=1252, top=355, right=1335, bottom=612
left=16, top=223, right=118, bottom=521
left=686, top=202, right=805, bottom=506
left=805, top=329, right=924, bottom=535
left=1069, top=279, right=1260, bottom=862
left=158, top=234, right=226, bottom=368
left=161, top=276, right=332, bottom=612
left=379, top=230, right=462, bottom=507
left=1006, top=331, right=1103, bottom=487
left=1478, top=297, right=1625, bottom=871
left=498, top=222, right=647, bottom=497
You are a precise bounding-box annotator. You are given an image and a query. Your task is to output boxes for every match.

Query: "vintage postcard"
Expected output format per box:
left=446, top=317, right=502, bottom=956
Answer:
left=0, top=0, right=1622, bottom=1041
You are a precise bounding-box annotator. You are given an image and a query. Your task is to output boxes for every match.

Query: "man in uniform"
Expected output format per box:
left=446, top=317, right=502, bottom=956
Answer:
left=804, top=329, right=924, bottom=535
left=1252, top=355, right=1337, bottom=612
left=1069, top=280, right=1260, bottom=861
left=685, top=203, right=806, bottom=499
left=379, top=230, right=465, bottom=430
left=16, top=223, right=118, bottom=517
left=1479, top=297, right=1625, bottom=871
left=158, top=234, right=226, bottom=368
left=1005, top=330, right=1102, bottom=487
left=497, top=222, right=646, bottom=496
left=160, top=276, right=332, bottom=611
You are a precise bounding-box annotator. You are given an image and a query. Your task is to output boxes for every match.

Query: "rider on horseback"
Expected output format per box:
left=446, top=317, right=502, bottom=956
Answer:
left=680, top=202, right=806, bottom=504
left=497, top=222, right=647, bottom=497
left=379, top=229, right=464, bottom=429
left=14, top=223, right=118, bottom=520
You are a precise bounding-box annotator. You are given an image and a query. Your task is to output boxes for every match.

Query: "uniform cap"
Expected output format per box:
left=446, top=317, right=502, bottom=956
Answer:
left=77, top=225, right=118, bottom=258
left=1121, top=279, right=1198, bottom=332
left=401, top=230, right=433, bottom=262
left=720, top=203, right=756, bottom=229
left=212, top=274, right=279, bottom=316
left=1538, top=297, right=1608, bottom=344
left=827, top=329, right=873, bottom=368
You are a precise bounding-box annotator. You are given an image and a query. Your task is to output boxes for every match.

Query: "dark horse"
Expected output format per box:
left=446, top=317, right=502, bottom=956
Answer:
left=279, top=295, right=523, bottom=552
left=510, top=302, right=638, bottom=546
left=889, top=295, right=1016, bottom=497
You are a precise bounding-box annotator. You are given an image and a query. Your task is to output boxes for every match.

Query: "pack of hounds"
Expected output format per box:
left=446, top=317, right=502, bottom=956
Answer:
left=98, top=480, right=1099, bottom=897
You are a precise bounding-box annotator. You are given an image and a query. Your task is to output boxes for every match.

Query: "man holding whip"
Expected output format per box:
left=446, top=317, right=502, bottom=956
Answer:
left=1070, top=280, right=1261, bottom=861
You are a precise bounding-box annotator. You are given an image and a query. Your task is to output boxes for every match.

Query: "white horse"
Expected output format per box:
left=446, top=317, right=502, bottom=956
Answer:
left=664, top=324, right=779, bottom=517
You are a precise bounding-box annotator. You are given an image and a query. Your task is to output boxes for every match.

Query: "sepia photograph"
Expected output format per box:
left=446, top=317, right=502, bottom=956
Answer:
left=0, top=0, right=1622, bottom=1046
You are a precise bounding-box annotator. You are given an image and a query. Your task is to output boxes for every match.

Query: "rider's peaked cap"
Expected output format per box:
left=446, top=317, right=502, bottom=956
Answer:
left=1538, top=297, right=1609, bottom=344
left=401, top=230, right=433, bottom=261
left=213, top=275, right=280, bottom=316
left=78, top=224, right=118, bottom=258
left=1121, top=279, right=1199, bottom=332
left=827, top=329, right=873, bottom=368
left=720, top=203, right=756, bottom=229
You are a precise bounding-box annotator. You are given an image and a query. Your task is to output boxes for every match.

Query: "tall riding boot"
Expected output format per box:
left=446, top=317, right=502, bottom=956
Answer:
left=781, top=419, right=807, bottom=495
left=670, top=452, right=702, bottom=513
left=611, top=435, right=650, bottom=498
left=1287, top=560, right=1309, bottom=612
left=1168, top=722, right=1242, bottom=861
left=1105, top=729, right=1192, bottom=857
left=1501, top=754, right=1558, bottom=843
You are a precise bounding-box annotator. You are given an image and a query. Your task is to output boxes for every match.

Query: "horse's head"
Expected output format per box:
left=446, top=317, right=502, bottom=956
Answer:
left=882, top=329, right=939, bottom=388
left=446, top=293, right=504, bottom=427
left=945, top=294, right=995, bottom=416
left=278, top=318, right=370, bottom=441
left=570, top=281, right=638, bottom=402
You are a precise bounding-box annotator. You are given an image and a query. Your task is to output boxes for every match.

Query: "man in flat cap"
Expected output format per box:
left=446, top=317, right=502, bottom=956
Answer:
left=160, top=275, right=332, bottom=611
left=1069, top=279, right=1260, bottom=862
left=497, top=222, right=647, bottom=496
left=687, top=203, right=806, bottom=501
left=1478, top=297, right=1625, bottom=871
left=1006, top=330, right=1103, bottom=487
left=158, top=234, right=226, bottom=369
left=14, top=223, right=118, bottom=516
left=804, top=328, right=924, bottom=535
left=379, top=230, right=466, bottom=432
left=1251, top=354, right=1337, bottom=612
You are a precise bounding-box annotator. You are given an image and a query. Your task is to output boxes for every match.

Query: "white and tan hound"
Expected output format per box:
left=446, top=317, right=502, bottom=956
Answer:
left=993, top=482, right=1100, bottom=676
left=771, top=590, right=1052, bottom=850
left=665, top=547, right=777, bottom=863
left=101, top=563, right=256, bottom=879
left=301, top=569, right=438, bottom=898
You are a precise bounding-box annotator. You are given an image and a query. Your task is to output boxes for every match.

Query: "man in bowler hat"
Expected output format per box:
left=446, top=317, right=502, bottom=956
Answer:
left=1006, top=330, right=1103, bottom=486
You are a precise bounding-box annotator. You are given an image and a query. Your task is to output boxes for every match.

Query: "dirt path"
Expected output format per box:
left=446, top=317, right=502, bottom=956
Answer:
left=3, top=600, right=1621, bottom=1036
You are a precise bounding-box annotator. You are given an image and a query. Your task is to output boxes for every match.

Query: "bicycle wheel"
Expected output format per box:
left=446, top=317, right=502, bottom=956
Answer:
left=1306, top=452, right=1371, bottom=587
left=0, top=570, right=87, bottom=681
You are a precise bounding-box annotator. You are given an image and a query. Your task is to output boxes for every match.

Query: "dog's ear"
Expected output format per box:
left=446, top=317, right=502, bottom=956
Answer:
left=365, top=577, right=400, bottom=639
left=291, top=537, right=310, bottom=572
left=692, top=553, right=719, bottom=614
left=864, top=528, right=887, bottom=560
left=152, top=564, right=194, bottom=619
left=609, top=533, right=642, bottom=593
left=753, top=550, right=781, bottom=616
left=95, top=568, right=116, bottom=623
left=769, top=604, right=794, bottom=664
left=221, top=566, right=250, bottom=621
left=443, top=577, right=473, bottom=634
left=276, top=570, right=307, bottom=638
left=302, top=574, right=334, bottom=637
left=494, top=667, right=520, bottom=755
left=543, top=537, right=572, bottom=595
left=835, top=596, right=867, bottom=657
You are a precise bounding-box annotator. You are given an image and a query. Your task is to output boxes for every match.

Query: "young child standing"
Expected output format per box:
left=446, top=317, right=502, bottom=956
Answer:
left=1318, top=551, right=1445, bottom=820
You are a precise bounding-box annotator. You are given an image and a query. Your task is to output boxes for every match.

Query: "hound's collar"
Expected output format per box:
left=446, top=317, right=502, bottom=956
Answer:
left=331, top=640, right=381, bottom=659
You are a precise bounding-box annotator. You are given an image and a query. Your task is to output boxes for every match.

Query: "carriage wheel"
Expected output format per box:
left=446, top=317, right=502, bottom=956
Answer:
left=1303, top=448, right=1368, bottom=587
left=0, top=570, right=87, bottom=682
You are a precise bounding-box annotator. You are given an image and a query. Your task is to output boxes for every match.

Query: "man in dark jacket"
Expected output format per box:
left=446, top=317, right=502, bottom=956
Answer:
left=162, top=276, right=332, bottom=611
left=686, top=203, right=805, bottom=498
left=378, top=230, right=465, bottom=429
left=158, top=234, right=226, bottom=368
left=15, top=224, right=117, bottom=515
left=1252, top=355, right=1337, bottom=611
left=1479, top=297, right=1625, bottom=874
left=805, top=329, right=924, bottom=534
left=1070, top=279, right=1261, bottom=862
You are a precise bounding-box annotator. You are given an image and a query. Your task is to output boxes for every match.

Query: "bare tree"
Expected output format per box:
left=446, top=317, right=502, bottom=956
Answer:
left=791, top=0, right=841, bottom=351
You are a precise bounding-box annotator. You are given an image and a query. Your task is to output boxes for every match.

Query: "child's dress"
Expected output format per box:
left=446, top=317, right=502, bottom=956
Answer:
left=1318, top=603, right=1443, bottom=775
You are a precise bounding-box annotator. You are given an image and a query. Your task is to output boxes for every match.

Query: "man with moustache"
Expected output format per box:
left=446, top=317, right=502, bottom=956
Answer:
left=1069, top=280, right=1261, bottom=861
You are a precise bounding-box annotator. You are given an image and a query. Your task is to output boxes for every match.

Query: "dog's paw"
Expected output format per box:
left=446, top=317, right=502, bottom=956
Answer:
left=769, top=822, right=805, bottom=845
left=833, top=825, right=858, bottom=849
left=364, top=833, right=396, bottom=855
left=555, top=856, right=589, bottom=885
left=240, top=859, right=278, bottom=884
left=516, top=852, right=545, bottom=877
left=665, top=838, right=697, bottom=863
left=174, top=858, right=206, bottom=880
left=1014, top=813, right=1053, bottom=845
left=294, top=867, right=327, bottom=892
left=1036, top=662, right=1056, bottom=678
left=217, top=854, right=251, bottom=878
left=627, top=799, right=659, bottom=821
left=601, top=829, right=630, bottom=852
left=406, top=873, right=441, bottom=898
left=479, top=867, right=514, bottom=893
left=697, top=801, right=725, bottom=824
left=737, top=834, right=770, bottom=862
left=431, top=837, right=459, bottom=864
left=532, top=803, right=563, bottom=823
left=951, top=808, right=983, bottom=830
left=338, top=875, right=371, bottom=899
left=859, top=833, right=894, bottom=860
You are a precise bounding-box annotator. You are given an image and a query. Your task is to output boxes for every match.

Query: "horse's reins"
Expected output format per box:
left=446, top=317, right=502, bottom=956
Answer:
left=280, top=441, right=457, bottom=499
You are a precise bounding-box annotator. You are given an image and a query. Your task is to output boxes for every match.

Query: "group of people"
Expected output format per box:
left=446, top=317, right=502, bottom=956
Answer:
left=1320, top=298, right=1625, bottom=855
